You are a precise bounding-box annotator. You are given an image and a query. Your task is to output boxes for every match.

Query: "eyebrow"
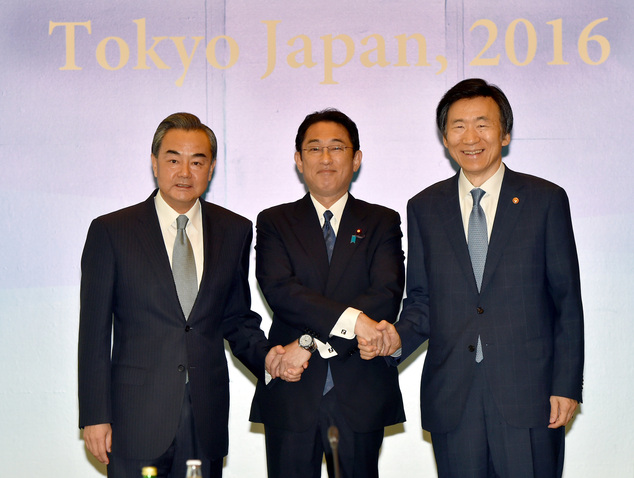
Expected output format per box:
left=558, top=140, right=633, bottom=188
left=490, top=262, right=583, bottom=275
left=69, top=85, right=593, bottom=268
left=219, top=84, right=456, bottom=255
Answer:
left=165, top=149, right=209, bottom=158
left=305, top=138, right=346, bottom=145
left=450, top=116, right=491, bottom=125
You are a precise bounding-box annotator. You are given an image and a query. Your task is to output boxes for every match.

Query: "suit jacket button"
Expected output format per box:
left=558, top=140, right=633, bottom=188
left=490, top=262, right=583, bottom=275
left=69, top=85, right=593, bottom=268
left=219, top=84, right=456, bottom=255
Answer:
left=178, top=365, right=185, bottom=372
left=476, top=307, right=484, bottom=314
left=468, top=345, right=475, bottom=352
left=185, top=325, right=191, bottom=332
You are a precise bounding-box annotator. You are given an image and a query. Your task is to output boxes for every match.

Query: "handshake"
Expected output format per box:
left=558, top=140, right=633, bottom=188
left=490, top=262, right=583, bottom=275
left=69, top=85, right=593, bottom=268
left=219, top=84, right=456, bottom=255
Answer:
left=265, top=314, right=401, bottom=383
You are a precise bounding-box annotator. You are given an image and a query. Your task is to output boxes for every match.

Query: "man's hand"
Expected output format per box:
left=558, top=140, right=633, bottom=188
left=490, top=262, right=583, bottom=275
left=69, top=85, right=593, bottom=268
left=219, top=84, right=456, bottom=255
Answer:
left=83, top=423, right=112, bottom=464
left=266, top=341, right=311, bottom=382
left=548, top=396, right=578, bottom=428
left=358, top=320, right=401, bottom=360
left=265, top=345, right=286, bottom=379
left=354, top=313, right=383, bottom=352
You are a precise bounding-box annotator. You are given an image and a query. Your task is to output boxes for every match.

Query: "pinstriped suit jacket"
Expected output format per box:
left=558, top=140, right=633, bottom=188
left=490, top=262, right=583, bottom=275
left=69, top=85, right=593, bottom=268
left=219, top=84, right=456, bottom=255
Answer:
left=78, top=190, right=269, bottom=460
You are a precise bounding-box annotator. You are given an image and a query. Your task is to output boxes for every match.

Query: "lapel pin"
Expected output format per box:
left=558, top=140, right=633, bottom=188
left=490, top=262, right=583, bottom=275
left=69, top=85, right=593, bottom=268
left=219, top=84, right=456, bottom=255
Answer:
left=512, top=197, right=520, bottom=204
left=351, top=228, right=365, bottom=243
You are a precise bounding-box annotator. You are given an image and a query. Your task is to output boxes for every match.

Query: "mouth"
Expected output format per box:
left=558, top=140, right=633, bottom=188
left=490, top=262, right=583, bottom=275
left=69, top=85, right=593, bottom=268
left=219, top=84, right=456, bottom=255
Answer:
left=463, top=149, right=483, bottom=156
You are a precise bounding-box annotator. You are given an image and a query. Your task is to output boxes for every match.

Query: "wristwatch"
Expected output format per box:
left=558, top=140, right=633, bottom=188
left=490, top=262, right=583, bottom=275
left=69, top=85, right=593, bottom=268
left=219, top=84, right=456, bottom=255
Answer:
left=298, top=334, right=317, bottom=353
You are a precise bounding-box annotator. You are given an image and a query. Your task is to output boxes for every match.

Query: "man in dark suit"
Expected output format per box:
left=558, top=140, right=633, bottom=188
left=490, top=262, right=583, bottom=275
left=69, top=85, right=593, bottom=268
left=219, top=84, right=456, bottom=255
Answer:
left=361, top=79, right=584, bottom=477
left=78, top=113, right=289, bottom=478
left=249, top=109, right=405, bottom=478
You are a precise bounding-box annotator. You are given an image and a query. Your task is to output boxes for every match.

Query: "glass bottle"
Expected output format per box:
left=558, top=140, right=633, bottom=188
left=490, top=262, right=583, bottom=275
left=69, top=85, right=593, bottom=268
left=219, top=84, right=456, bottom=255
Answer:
left=185, top=459, right=202, bottom=478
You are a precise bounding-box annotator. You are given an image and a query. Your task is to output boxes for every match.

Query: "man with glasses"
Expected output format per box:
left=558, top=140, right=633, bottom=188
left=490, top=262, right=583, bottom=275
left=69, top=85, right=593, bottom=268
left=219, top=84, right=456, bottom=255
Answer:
left=250, top=109, right=405, bottom=478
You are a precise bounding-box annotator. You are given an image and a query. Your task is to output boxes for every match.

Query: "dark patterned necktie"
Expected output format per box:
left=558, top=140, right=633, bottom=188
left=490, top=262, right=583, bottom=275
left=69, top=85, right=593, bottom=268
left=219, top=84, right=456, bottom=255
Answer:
left=322, top=210, right=335, bottom=394
left=323, top=210, right=335, bottom=263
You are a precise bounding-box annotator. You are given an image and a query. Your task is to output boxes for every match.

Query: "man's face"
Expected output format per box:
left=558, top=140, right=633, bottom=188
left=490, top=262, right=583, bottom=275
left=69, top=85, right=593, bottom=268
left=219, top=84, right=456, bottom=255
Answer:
left=294, top=121, right=362, bottom=208
left=151, top=129, right=215, bottom=213
left=443, top=96, right=510, bottom=187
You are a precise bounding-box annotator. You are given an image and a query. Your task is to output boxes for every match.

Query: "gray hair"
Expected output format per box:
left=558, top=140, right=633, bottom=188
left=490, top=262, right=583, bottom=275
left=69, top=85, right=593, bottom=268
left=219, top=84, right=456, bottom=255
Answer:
left=151, top=112, right=217, bottom=160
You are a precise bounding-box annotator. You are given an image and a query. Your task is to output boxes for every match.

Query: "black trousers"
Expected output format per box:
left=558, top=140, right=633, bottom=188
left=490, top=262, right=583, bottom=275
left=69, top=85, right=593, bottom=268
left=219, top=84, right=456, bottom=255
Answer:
left=107, top=384, right=223, bottom=478
left=431, top=364, right=565, bottom=478
left=264, top=389, right=384, bottom=478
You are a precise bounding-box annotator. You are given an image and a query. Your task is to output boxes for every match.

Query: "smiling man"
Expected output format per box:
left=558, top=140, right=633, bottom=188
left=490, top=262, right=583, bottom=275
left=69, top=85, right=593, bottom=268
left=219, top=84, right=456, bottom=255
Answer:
left=361, top=79, right=585, bottom=477
left=249, top=109, right=405, bottom=478
left=78, top=112, right=289, bottom=478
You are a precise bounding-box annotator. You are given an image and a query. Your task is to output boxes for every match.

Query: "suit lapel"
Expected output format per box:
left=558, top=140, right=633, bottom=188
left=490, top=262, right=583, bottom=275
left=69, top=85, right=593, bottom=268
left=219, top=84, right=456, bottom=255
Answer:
left=326, top=195, right=364, bottom=293
left=292, top=195, right=331, bottom=285
left=195, top=202, right=223, bottom=312
left=481, top=167, right=525, bottom=291
left=439, top=174, right=478, bottom=290
left=135, top=192, right=185, bottom=319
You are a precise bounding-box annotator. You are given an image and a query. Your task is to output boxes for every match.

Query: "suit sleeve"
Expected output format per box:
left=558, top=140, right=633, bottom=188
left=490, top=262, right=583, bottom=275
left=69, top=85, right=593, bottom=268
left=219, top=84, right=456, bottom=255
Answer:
left=78, top=218, right=115, bottom=428
left=545, top=188, right=584, bottom=402
left=394, top=198, right=431, bottom=362
left=221, top=223, right=270, bottom=382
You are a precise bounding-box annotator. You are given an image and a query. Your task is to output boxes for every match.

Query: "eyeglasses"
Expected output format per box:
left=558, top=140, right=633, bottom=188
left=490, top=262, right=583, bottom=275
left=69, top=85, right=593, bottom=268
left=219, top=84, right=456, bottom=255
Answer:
left=302, top=145, right=353, bottom=158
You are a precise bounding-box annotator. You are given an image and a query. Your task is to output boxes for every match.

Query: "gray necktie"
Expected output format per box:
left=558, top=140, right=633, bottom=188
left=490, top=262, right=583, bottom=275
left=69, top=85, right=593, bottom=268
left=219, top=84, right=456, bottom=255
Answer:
left=322, top=210, right=335, bottom=394
left=173, top=215, right=198, bottom=319
left=468, top=188, right=487, bottom=363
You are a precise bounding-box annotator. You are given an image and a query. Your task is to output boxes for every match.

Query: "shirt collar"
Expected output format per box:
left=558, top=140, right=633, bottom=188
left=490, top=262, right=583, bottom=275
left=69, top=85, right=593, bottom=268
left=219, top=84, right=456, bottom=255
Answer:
left=310, top=192, right=348, bottom=225
left=154, top=190, right=202, bottom=231
left=459, top=162, right=505, bottom=199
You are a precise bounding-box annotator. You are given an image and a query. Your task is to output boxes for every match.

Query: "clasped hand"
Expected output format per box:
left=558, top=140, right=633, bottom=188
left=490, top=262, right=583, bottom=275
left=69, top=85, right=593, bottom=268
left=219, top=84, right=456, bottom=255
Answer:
left=357, top=318, right=401, bottom=360
left=265, top=340, right=311, bottom=382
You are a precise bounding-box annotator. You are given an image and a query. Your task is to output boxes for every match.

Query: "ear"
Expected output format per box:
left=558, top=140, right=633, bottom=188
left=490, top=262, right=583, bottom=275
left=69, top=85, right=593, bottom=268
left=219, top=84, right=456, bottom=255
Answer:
left=502, top=133, right=511, bottom=147
left=151, top=155, right=158, bottom=178
left=294, top=151, right=304, bottom=173
left=352, top=150, right=362, bottom=172
left=442, top=135, right=449, bottom=148
left=207, top=159, right=216, bottom=181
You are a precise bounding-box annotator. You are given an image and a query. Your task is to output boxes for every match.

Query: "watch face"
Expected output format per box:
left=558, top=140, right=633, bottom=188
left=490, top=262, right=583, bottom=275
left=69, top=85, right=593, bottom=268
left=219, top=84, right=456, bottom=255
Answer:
left=299, top=335, right=312, bottom=348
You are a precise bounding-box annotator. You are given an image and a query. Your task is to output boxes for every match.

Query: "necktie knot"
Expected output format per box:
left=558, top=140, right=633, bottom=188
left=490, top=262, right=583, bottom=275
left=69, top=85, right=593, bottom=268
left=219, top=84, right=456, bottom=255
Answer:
left=323, top=210, right=334, bottom=223
left=177, top=214, right=188, bottom=230
left=471, top=187, right=485, bottom=206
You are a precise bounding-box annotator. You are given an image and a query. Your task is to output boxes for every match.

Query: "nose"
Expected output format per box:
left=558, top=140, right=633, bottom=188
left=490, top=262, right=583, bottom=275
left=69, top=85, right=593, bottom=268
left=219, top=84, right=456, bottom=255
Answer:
left=178, top=162, right=191, bottom=177
left=320, top=148, right=333, bottom=163
left=462, top=126, right=479, bottom=144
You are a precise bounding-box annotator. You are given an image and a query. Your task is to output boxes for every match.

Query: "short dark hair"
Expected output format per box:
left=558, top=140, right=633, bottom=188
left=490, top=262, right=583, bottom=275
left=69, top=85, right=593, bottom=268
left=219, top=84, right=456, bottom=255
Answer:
left=436, top=78, right=513, bottom=137
left=295, top=108, right=360, bottom=153
left=151, top=112, right=217, bottom=160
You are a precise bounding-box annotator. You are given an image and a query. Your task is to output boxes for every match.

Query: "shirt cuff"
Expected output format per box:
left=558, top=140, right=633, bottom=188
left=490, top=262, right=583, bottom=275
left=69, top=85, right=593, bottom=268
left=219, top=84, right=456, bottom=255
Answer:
left=330, top=307, right=362, bottom=340
left=314, top=338, right=338, bottom=358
